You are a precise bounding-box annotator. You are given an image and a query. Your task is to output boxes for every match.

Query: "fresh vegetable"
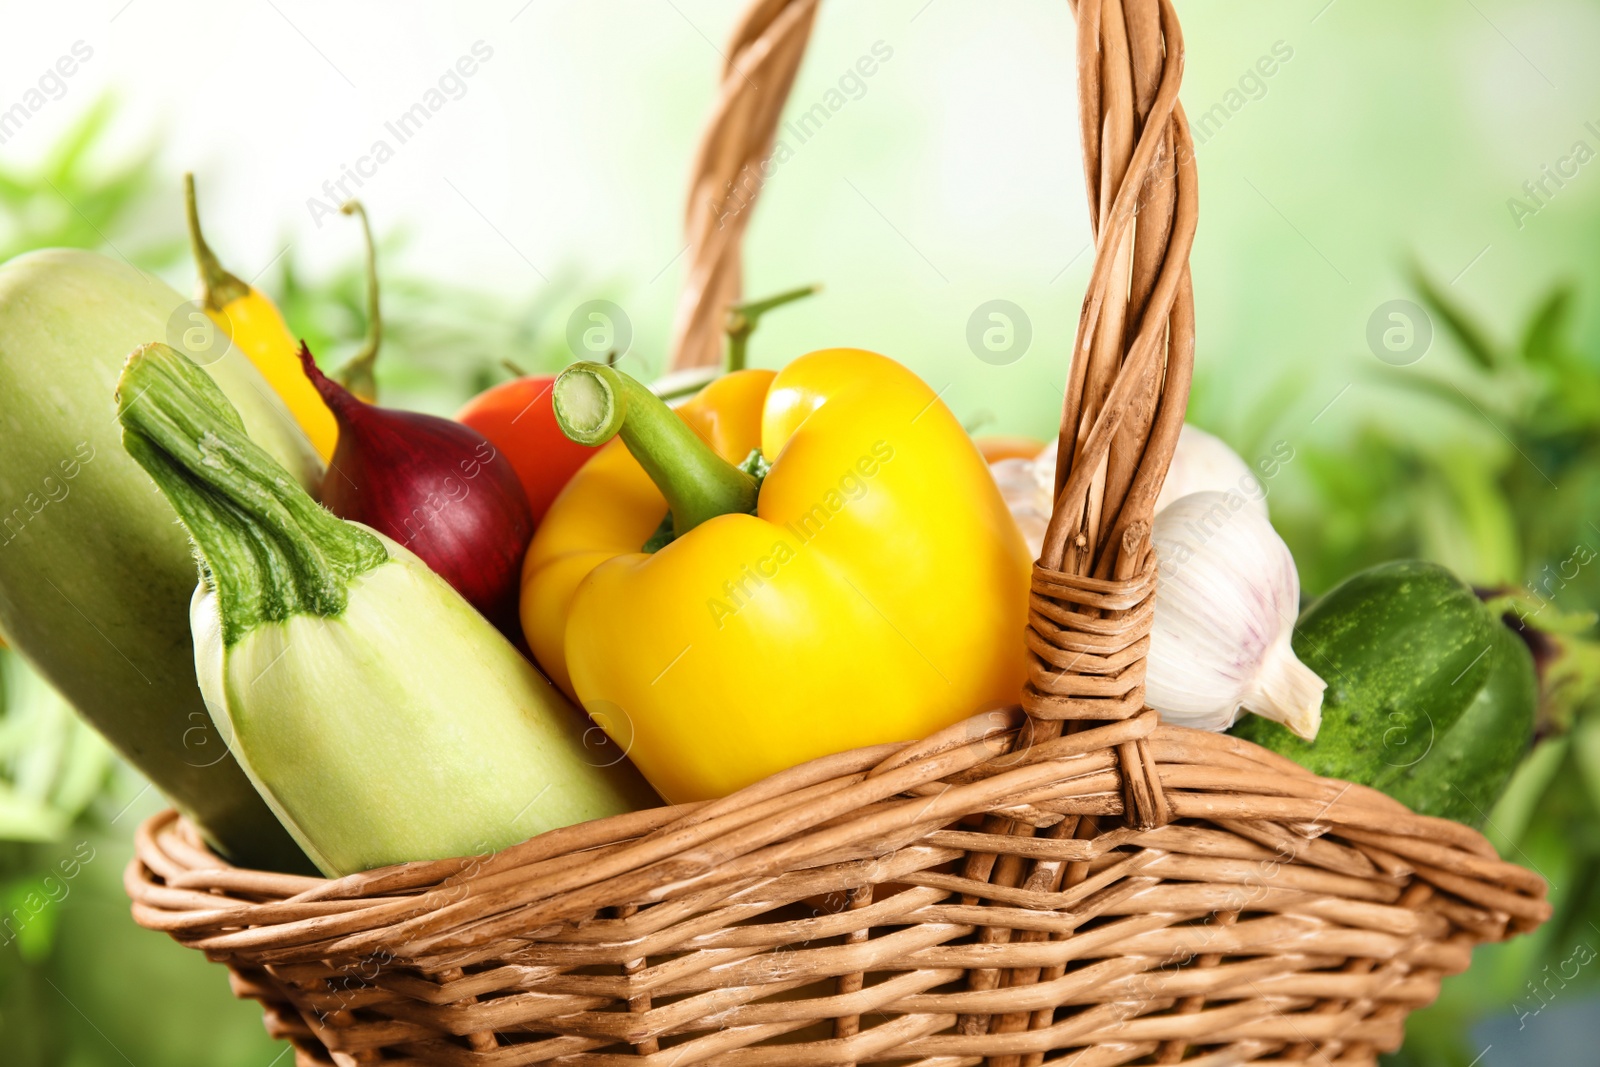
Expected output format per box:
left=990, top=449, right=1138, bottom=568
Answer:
left=522, top=350, right=1031, bottom=803
left=456, top=375, right=598, bottom=525
left=186, top=173, right=339, bottom=461
left=117, top=342, right=655, bottom=876
left=993, top=424, right=1265, bottom=558
left=302, top=345, right=534, bottom=635
left=0, top=248, right=318, bottom=871
left=989, top=444, right=1054, bottom=561
left=1233, top=560, right=1538, bottom=825
left=1157, top=424, right=1268, bottom=516
left=975, top=435, right=1045, bottom=463
left=1148, top=491, right=1326, bottom=737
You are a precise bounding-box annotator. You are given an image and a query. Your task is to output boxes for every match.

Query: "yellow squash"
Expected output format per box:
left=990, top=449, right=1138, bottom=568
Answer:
left=185, top=174, right=338, bottom=461
left=521, top=349, right=1030, bottom=803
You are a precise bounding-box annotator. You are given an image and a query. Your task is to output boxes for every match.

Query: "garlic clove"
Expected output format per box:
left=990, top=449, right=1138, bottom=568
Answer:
left=1241, top=632, right=1326, bottom=740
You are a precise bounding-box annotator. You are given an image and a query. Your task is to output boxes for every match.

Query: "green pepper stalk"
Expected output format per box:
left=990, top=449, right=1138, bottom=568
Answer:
left=553, top=361, right=759, bottom=541
left=118, top=343, right=656, bottom=875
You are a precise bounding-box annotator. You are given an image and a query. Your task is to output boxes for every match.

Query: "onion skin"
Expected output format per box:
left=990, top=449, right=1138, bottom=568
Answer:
left=299, top=344, right=534, bottom=635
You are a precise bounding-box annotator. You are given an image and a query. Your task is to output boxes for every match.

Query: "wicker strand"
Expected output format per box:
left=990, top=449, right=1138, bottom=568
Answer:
left=667, top=0, right=820, bottom=370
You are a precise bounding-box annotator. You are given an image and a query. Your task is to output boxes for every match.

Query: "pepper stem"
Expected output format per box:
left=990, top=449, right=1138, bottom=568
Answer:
left=337, top=201, right=382, bottom=402
left=553, top=362, right=757, bottom=540
left=724, top=283, right=819, bottom=372
left=117, top=343, right=387, bottom=646
left=184, top=173, right=250, bottom=311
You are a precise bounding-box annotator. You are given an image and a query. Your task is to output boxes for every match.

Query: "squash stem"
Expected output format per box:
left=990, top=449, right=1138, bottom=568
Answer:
left=552, top=362, right=756, bottom=539
left=116, top=343, right=386, bottom=645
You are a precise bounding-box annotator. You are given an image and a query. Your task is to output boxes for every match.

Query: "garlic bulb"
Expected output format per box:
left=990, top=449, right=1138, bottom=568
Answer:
left=1146, top=490, right=1325, bottom=738
left=1155, top=424, right=1268, bottom=517
left=990, top=424, right=1264, bottom=559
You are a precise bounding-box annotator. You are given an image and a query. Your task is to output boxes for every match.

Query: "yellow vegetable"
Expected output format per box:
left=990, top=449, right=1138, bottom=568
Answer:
left=521, top=349, right=1031, bottom=803
left=184, top=174, right=338, bottom=461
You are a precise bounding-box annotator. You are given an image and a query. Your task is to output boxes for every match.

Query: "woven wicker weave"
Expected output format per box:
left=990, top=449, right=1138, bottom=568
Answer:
left=127, top=1, right=1551, bottom=1064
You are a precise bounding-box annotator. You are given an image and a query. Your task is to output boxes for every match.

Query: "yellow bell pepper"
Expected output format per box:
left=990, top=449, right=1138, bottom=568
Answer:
left=521, top=349, right=1030, bottom=803
left=184, top=174, right=338, bottom=462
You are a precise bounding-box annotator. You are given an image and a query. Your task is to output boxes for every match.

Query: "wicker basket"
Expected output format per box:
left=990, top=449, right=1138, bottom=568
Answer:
left=127, top=1, right=1552, bottom=1064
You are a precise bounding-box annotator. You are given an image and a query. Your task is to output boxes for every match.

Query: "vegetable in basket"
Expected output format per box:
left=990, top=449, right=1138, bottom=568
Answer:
left=303, top=343, right=535, bottom=636
left=1233, top=560, right=1538, bottom=825
left=522, top=349, right=1031, bottom=804
left=974, top=435, right=1046, bottom=463
left=454, top=357, right=743, bottom=530
left=991, top=423, right=1324, bottom=739
left=116, top=342, right=656, bottom=877
left=186, top=173, right=339, bottom=460
left=0, top=248, right=318, bottom=871
left=457, top=374, right=599, bottom=526
left=992, top=423, right=1267, bottom=559
left=1146, top=491, right=1327, bottom=738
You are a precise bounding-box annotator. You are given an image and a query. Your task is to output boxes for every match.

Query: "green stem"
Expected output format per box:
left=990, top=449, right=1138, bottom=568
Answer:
left=337, top=200, right=382, bottom=402
left=648, top=365, right=720, bottom=403
left=117, top=343, right=387, bottom=645
left=553, top=362, right=757, bottom=540
left=183, top=173, right=250, bottom=311
left=724, top=283, right=819, bottom=372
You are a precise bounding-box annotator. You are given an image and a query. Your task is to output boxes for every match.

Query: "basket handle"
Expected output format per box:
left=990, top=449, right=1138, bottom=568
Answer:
left=666, top=0, right=821, bottom=373
left=669, top=0, right=1197, bottom=828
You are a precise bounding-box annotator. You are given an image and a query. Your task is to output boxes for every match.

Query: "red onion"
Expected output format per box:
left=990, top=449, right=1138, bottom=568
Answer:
left=298, top=344, right=534, bottom=635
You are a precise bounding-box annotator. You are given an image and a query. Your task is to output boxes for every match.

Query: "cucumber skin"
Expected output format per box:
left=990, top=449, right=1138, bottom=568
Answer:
left=1233, top=561, right=1535, bottom=824
left=0, top=249, right=317, bottom=871
left=1381, top=621, right=1535, bottom=825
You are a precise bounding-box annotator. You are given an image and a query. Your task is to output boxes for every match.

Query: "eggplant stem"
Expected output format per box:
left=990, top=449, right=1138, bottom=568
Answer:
left=337, top=200, right=382, bottom=402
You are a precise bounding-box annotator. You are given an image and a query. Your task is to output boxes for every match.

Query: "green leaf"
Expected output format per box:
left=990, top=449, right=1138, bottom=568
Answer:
left=40, top=96, right=115, bottom=182
left=1519, top=285, right=1575, bottom=368
left=1484, top=737, right=1567, bottom=856
left=1411, top=264, right=1500, bottom=371
left=0, top=784, right=69, bottom=842
left=1576, top=716, right=1600, bottom=818
left=1366, top=365, right=1514, bottom=421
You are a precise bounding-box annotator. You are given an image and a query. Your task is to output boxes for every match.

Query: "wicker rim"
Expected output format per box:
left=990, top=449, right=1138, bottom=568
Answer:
left=128, top=712, right=1551, bottom=960
left=124, top=709, right=1551, bottom=1063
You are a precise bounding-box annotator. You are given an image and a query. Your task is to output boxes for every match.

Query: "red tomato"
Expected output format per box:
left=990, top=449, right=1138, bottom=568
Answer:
left=456, top=376, right=599, bottom=525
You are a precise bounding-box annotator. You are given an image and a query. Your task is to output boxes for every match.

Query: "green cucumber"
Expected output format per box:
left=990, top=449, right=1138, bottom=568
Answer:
left=0, top=249, right=319, bottom=870
left=1233, top=560, right=1537, bottom=825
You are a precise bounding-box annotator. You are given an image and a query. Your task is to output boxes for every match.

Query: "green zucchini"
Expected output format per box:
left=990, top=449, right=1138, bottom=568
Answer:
left=1233, top=560, right=1537, bottom=826
left=0, top=249, right=319, bottom=870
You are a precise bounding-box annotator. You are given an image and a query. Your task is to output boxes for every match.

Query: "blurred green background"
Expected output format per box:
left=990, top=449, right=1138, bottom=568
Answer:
left=2, top=0, right=1598, bottom=1063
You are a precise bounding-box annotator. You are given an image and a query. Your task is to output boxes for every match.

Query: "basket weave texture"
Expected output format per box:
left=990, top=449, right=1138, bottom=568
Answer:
left=128, top=1, right=1552, bottom=1064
